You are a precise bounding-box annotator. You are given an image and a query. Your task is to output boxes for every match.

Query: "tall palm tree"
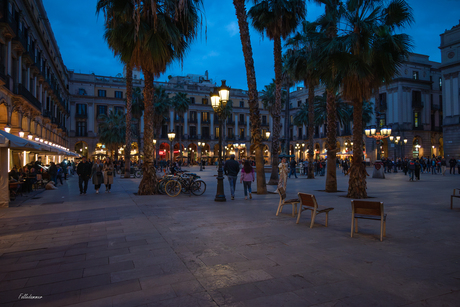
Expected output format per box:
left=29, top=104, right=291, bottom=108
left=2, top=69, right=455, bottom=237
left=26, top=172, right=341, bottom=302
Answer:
left=233, top=0, right=267, bottom=194
left=153, top=86, right=171, bottom=161
left=260, top=81, right=286, bottom=185
left=313, top=92, right=351, bottom=128
left=314, top=0, right=343, bottom=192
left=171, top=92, right=189, bottom=163
left=124, top=64, right=133, bottom=178
left=98, top=110, right=126, bottom=160
left=97, top=0, right=203, bottom=194
left=248, top=0, right=306, bottom=189
left=332, top=0, right=413, bottom=198
left=285, top=20, right=321, bottom=179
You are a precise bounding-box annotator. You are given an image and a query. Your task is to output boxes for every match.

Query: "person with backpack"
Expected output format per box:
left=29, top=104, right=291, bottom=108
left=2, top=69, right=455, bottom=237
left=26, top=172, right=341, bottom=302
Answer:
left=240, top=160, right=255, bottom=200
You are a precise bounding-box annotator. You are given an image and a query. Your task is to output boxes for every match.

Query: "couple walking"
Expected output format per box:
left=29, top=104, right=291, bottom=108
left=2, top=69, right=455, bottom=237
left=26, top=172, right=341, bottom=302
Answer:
left=224, top=154, right=255, bottom=200
left=77, top=156, right=115, bottom=194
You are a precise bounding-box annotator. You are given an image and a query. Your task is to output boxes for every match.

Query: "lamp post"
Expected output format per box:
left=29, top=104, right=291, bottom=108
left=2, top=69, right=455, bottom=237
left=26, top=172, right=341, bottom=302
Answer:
left=152, top=139, right=157, bottom=161
left=211, top=80, right=230, bottom=202
left=364, top=125, right=392, bottom=160
left=167, top=131, right=175, bottom=163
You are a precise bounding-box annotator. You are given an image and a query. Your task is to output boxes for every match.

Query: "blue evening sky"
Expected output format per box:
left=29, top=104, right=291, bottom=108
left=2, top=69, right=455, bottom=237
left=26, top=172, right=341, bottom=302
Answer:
left=44, top=0, right=460, bottom=91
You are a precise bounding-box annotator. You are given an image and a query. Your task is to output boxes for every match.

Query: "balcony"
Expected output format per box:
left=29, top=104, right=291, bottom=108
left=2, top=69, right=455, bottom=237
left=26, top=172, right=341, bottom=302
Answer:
left=0, top=2, right=19, bottom=37
left=13, top=83, right=41, bottom=111
left=174, top=118, right=184, bottom=123
left=226, top=136, right=236, bottom=141
left=43, top=110, right=51, bottom=119
left=76, top=132, right=88, bottom=137
left=238, top=121, right=246, bottom=126
left=201, top=119, right=210, bottom=124
left=75, top=112, right=88, bottom=119
left=412, top=100, right=424, bottom=109
left=226, top=120, right=235, bottom=125
left=261, top=122, right=269, bottom=127
left=12, top=27, right=28, bottom=52
left=379, top=100, right=387, bottom=111
left=188, top=118, right=197, bottom=124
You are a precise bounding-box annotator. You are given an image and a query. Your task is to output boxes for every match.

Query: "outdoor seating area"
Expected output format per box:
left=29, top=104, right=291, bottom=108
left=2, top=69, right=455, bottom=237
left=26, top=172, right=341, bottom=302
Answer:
left=296, top=192, right=334, bottom=228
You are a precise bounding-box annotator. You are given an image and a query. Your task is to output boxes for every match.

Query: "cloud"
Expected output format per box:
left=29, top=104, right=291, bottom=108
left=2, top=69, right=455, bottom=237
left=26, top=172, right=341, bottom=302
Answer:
left=225, top=22, right=239, bottom=37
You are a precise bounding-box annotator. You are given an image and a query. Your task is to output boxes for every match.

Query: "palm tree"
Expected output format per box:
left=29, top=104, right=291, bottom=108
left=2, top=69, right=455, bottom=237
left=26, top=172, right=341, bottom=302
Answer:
left=171, top=92, right=189, bottom=163
left=153, top=86, right=171, bottom=161
left=285, top=20, right=321, bottom=179
left=97, top=0, right=203, bottom=194
left=131, top=86, right=144, bottom=155
left=248, top=0, right=306, bottom=189
left=124, top=65, right=133, bottom=178
left=98, top=110, right=126, bottom=160
left=313, top=92, right=351, bottom=128
left=332, top=0, right=413, bottom=198
left=260, top=81, right=286, bottom=184
left=233, top=0, right=267, bottom=194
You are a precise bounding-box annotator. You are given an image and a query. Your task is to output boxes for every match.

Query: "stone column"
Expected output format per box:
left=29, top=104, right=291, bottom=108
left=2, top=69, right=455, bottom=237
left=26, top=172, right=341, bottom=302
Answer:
left=34, top=76, right=37, bottom=96
left=210, top=113, right=214, bottom=139
left=70, top=103, right=76, bottom=133
left=453, top=75, right=459, bottom=116
left=27, top=67, right=31, bottom=90
left=445, top=77, right=452, bottom=117
left=18, top=55, right=22, bottom=84
left=235, top=114, right=238, bottom=138
left=7, top=40, right=12, bottom=76
left=88, top=103, right=95, bottom=134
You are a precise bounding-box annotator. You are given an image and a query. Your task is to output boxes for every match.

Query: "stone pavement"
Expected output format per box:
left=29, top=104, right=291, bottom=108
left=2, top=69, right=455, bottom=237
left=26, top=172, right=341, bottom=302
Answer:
left=0, top=167, right=459, bottom=307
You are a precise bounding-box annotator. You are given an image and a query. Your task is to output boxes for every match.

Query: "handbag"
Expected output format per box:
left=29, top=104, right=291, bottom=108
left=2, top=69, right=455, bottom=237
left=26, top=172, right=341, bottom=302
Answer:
left=107, top=171, right=112, bottom=176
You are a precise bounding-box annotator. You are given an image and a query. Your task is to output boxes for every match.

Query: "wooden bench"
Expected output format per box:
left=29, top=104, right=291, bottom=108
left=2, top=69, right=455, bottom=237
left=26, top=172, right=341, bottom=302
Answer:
left=296, top=193, right=334, bottom=228
left=276, top=187, right=299, bottom=217
left=451, top=188, right=460, bottom=209
left=351, top=200, right=386, bottom=241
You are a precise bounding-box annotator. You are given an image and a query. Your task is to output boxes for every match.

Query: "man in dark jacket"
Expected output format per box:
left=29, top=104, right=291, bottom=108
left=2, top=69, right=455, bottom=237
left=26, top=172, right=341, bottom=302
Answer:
left=224, top=154, right=240, bottom=200
left=288, top=159, right=298, bottom=178
left=449, top=157, right=456, bottom=174
left=77, top=156, right=92, bottom=195
left=408, top=159, right=416, bottom=181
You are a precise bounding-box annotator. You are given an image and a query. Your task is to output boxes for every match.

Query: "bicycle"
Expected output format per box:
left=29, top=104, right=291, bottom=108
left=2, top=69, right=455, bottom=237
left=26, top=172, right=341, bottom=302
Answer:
left=164, top=173, right=206, bottom=197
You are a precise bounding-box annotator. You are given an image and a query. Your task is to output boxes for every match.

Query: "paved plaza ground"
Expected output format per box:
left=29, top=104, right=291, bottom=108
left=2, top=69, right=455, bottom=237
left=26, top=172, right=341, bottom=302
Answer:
left=0, top=166, right=459, bottom=306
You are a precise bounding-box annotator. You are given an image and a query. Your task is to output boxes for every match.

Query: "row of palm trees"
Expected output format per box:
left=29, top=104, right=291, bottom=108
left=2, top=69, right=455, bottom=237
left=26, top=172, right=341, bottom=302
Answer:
left=254, top=0, right=413, bottom=198
left=97, top=0, right=413, bottom=198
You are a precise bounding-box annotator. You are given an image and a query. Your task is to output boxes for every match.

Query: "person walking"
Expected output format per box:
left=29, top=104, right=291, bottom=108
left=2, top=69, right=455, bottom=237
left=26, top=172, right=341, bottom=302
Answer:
left=415, top=159, right=421, bottom=181
left=103, top=157, right=114, bottom=193
left=449, top=157, right=457, bottom=174
left=288, top=158, right=298, bottom=178
left=408, top=159, right=415, bottom=181
left=77, top=157, right=92, bottom=195
left=277, top=157, right=289, bottom=193
left=240, top=160, right=255, bottom=200
left=48, top=162, right=58, bottom=184
left=441, top=157, right=447, bottom=176
left=56, top=165, right=64, bottom=186
left=92, top=159, right=104, bottom=194
left=224, top=154, right=240, bottom=200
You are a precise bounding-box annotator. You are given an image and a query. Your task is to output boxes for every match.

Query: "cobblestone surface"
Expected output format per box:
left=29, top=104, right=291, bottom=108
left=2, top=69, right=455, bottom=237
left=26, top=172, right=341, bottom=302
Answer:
left=0, top=167, right=459, bottom=306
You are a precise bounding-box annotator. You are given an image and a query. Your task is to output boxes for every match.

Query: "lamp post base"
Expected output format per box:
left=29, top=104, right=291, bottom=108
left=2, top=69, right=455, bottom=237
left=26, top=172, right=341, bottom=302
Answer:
left=214, top=172, right=226, bottom=202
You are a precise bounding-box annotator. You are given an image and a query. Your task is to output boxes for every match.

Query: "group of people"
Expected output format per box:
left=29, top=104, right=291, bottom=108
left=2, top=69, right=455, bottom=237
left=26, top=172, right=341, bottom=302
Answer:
left=379, top=156, right=460, bottom=178
left=76, top=156, right=114, bottom=194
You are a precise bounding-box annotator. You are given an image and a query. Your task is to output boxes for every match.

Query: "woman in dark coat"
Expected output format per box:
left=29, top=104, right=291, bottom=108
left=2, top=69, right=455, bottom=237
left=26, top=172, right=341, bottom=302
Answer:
left=91, top=159, right=104, bottom=194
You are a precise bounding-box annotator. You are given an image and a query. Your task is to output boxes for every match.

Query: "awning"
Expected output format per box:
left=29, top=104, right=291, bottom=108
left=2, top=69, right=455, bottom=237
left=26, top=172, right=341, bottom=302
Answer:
left=0, top=130, right=42, bottom=150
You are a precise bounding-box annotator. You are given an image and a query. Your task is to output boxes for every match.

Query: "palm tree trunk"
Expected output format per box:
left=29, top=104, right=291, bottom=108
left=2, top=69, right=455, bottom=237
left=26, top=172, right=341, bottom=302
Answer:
left=268, top=35, right=283, bottom=186
left=233, top=0, right=267, bottom=193
left=137, top=118, right=141, bottom=159
left=179, top=117, right=183, bottom=164
left=325, top=89, right=337, bottom=192
left=138, top=69, right=157, bottom=194
left=307, top=81, right=315, bottom=179
left=347, top=99, right=367, bottom=198
left=124, top=64, right=132, bottom=178
left=156, top=125, right=161, bottom=163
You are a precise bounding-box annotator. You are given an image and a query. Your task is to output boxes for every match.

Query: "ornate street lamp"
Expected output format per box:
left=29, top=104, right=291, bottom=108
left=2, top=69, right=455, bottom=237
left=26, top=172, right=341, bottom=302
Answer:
left=27, top=134, right=33, bottom=140
left=265, top=131, right=271, bottom=140
left=364, top=125, right=391, bottom=160
left=18, top=130, right=24, bottom=138
left=4, top=124, right=11, bottom=133
left=211, top=80, right=230, bottom=202
left=167, top=131, right=175, bottom=162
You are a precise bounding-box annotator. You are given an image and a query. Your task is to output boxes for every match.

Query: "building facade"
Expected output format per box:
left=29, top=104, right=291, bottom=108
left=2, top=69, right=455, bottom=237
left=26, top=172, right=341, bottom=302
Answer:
left=0, top=0, right=70, bottom=158
left=440, top=22, right=460, bottom=159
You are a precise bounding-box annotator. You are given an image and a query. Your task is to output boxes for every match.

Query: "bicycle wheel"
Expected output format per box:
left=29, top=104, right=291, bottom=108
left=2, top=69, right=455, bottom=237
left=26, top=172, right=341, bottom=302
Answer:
left=190, top=180, right=206, bottom=196
left=165, top=180, right=182, bottom=197
left=158, top=180, right=166, bottom=195
left=135, top=170, right=142, bottom=178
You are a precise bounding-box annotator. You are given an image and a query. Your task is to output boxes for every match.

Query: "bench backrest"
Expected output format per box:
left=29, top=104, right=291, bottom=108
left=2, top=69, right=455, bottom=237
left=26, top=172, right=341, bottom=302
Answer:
left=298, top=193, right=318, bottom=209
left=278, top=187, right=287, bottom=201
left=352, top=200, right=384, bottom=216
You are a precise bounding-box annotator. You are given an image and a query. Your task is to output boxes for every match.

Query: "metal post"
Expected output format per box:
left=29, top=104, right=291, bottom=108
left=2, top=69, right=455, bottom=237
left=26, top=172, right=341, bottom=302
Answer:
left=215, top=120, right=226, bottom=201
left=200, top=146, right=203, bottom=171
left=170, top=141, right=173, bottom=162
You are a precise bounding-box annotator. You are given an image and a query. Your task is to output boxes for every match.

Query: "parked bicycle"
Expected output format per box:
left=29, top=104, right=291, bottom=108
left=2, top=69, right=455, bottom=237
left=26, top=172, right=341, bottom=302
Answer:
left=164, top=172, right=206, bottom=197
